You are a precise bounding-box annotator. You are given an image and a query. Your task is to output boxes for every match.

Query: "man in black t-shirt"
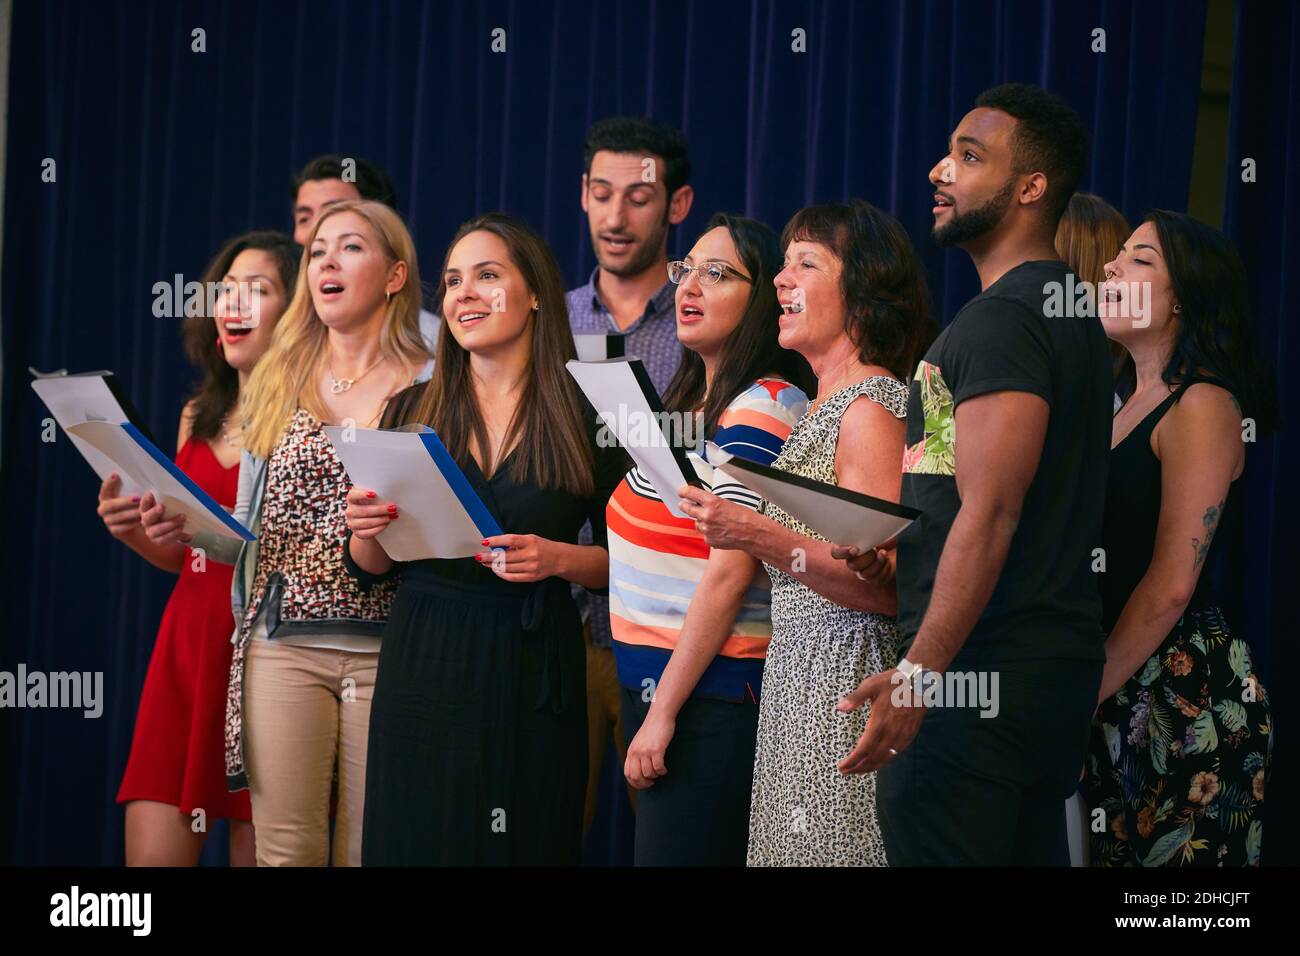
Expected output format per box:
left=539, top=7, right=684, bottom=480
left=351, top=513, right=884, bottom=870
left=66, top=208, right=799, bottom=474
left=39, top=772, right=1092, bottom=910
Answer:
left=835, top=84, right=1112, bottom=864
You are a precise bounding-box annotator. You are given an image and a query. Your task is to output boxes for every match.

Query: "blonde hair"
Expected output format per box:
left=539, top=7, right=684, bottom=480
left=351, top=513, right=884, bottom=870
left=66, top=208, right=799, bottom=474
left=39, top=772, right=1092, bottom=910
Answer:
left=1055, top=192, right=1130, bottom=378
left=240, top=200, right=430, bottom=457
left=1055, top=192, right=1129, bottom=287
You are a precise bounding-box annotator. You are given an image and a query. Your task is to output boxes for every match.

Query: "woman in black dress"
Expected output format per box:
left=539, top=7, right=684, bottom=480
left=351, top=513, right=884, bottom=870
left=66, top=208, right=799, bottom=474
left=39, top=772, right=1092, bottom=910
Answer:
left=1083, top=211, right=1277, bottom=866
left=343, top=213, right=624, bottom=865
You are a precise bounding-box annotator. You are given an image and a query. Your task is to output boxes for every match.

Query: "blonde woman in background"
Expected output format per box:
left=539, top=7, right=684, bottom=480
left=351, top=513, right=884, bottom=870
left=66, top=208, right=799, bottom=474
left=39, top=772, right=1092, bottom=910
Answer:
left=1051, top=191, right=1129, bottom=862
left=145, top=200, right=432, bottom=865
left=1055, top=192, right=1130, bottom=389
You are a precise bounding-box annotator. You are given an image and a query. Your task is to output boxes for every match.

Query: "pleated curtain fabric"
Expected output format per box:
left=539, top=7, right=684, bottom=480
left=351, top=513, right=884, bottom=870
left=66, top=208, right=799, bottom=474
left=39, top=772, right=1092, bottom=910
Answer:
left=1, top=0, right=1222, bottom=864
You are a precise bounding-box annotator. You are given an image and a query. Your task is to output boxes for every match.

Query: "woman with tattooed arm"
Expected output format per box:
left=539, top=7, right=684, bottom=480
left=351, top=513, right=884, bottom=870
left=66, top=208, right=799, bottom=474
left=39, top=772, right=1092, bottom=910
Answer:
left=1082, top=210, right=1278, bottom=867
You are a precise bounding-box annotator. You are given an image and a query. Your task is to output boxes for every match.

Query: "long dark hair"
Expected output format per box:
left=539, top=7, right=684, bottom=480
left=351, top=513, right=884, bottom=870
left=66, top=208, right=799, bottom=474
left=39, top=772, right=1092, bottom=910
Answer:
left=181, top=230, right=299, bottom=442
left=662, top=213, right=815, bottom=437
left=409, top=213, right=594, bottom=496
left=1117, top=210, right=1279, bottom=432
left=780, top=199, right=937, bottom=382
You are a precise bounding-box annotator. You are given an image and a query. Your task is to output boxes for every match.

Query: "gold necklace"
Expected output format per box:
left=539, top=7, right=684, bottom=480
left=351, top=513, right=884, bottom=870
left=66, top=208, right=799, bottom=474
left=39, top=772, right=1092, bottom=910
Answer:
left=328, top=355, right=386, bottom=394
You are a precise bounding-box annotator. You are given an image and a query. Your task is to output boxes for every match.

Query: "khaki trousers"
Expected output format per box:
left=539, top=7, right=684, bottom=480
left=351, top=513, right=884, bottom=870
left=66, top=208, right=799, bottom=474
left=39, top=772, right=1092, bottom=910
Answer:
left=243, top=639, right=376, bottom=866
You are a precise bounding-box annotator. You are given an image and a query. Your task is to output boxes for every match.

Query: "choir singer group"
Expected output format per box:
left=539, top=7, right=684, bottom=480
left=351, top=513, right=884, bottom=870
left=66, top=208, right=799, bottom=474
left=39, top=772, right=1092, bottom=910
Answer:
left=93, top=82, right=1275, bottom=868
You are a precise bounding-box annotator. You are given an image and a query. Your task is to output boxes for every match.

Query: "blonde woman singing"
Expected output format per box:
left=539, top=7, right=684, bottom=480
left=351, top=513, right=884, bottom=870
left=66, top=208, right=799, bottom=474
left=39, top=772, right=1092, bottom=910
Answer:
left=147, top=200, right=431, bottom=865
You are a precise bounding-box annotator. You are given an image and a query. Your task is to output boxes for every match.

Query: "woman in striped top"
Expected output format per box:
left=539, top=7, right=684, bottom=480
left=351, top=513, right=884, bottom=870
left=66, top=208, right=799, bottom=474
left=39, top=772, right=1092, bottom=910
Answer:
left=610, top=213, right=812, bottom=866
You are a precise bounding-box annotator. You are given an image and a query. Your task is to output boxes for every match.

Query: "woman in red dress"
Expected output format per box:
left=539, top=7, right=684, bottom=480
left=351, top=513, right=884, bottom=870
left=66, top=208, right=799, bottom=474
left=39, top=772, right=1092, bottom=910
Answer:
left=95, top=231, right=299, bottom=865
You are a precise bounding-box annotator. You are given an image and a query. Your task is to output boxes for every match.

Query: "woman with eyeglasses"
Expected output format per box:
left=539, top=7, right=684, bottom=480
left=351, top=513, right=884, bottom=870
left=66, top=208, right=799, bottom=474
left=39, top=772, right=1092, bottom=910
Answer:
left=611, top=213, right=812, bottom=865
left=677, top=200, right=937, bottom=865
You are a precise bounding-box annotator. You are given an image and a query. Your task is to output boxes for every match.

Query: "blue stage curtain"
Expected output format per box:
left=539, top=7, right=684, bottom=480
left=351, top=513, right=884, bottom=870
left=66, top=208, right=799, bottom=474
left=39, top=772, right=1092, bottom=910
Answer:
left=2, top=0, right=1209, bottom=865
left=1219, top=0, right=1296, bottom=866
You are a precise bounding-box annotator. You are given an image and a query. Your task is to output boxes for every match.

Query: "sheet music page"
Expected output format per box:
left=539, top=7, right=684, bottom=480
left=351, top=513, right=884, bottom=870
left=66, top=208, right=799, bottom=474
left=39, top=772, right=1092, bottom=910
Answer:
left=324, top=426, right=496, bottom=561
left=566, top=358, right=694, bottom=517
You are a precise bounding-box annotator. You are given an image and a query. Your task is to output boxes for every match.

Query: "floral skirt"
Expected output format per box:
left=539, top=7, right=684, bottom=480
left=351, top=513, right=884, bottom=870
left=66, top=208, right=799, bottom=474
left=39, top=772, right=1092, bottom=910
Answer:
left=1083, top=606, right=1272, bottom=866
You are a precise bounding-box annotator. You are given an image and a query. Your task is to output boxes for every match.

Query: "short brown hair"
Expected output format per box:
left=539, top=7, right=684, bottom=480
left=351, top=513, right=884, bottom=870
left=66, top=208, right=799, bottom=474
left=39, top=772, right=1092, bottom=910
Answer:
left=780, top=199, right=937, bottom=381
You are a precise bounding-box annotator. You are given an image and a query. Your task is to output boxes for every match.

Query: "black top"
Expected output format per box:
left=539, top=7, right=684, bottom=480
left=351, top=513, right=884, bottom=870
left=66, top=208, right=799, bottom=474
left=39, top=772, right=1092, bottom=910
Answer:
left=897, top=260, right=1113, bottom=664
left=343, top=382, right=627, bottom=597
left=1100, top=380, right=1227, bottom=633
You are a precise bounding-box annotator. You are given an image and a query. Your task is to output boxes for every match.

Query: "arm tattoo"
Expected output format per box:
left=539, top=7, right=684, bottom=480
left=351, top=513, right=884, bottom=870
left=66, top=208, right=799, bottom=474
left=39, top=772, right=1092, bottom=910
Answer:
left=1191, top=497, right=1227, bottom=570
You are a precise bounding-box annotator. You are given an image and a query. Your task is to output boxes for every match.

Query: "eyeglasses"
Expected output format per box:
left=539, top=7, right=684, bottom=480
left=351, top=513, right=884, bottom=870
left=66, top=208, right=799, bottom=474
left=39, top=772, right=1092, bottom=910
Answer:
left=667, top=260, right=753, bottom=286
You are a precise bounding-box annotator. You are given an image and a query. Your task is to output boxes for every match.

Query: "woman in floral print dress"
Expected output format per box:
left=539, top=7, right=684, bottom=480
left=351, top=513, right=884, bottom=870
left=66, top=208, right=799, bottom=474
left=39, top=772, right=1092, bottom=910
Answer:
left=1082, top=211, right=1276, bottom=867
left=680, top=200, right=936, bottom=865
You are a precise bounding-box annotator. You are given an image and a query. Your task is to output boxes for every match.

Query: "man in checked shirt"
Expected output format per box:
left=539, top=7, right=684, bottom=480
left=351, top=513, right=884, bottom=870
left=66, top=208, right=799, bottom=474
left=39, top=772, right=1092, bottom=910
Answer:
left=567, top=116, right=694, bottom=836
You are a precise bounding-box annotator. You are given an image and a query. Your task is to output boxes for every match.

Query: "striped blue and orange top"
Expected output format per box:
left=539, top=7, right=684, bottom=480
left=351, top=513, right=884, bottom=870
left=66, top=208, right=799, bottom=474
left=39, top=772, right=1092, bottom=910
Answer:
left=606, top=378, right=809, bottom=702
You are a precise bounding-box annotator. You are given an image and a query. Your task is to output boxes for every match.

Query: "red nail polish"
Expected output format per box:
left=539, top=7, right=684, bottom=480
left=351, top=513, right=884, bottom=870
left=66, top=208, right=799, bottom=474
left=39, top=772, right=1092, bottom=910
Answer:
left=474, top=553, right=483, bottom=562
left=366, top=491, right=376, bottom=499
left=481, top=540, right=489, bottom=546
left=389, top=513, right=398, bottom=520
left=131, top=496, right=140, bottom=503
left=387, top=504, right=397, bottom=513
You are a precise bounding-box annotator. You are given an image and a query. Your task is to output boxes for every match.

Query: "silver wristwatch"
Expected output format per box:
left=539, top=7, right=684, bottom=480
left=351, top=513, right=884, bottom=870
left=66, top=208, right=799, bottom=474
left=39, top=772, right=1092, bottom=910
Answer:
left=896, top=656, right=930, bottom=695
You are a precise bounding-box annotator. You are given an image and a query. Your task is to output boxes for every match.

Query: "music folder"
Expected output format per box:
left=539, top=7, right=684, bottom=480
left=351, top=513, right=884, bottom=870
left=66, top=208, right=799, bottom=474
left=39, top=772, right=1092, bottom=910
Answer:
left=565, top=357, right=700, bottom=517
left=324, top=423, right=503, bottom=562
left=30, top=369, right=255, bottom=541
left=709, top=446, right=919, bottom=551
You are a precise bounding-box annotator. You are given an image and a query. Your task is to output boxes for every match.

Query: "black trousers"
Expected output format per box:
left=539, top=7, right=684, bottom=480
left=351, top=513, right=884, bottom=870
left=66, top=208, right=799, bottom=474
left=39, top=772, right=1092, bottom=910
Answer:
left=620, top=685, right=759, bottom=867
left=876, top=656, right=1102, bottom=866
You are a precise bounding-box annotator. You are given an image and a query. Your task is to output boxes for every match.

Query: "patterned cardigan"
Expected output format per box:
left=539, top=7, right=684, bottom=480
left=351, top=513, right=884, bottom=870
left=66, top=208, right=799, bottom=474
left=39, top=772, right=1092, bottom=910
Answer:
left=190, top=443, right=266, bottom=790
left=190, top=367, right=431, bottom=791
left=217, top=411, right=399, bottom=788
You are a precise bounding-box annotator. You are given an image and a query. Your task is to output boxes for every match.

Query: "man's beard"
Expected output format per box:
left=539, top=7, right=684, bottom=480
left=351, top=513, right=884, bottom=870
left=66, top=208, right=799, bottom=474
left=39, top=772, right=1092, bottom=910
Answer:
left=933, top=177, right=1018, bottom=247
left=594, top=216, right=670, bottom=278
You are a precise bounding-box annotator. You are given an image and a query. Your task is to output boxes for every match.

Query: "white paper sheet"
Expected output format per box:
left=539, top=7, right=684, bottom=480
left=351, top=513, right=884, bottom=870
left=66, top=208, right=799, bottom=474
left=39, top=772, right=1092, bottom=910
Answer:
left=572, top=333, right=625, bottom=362
left=323, top=425, right=501, bottom=562
left=711, top=448, right=919, bottom=551
left=66, top=421, right=253, bottom=540
left=31, top=371, right=146, bottom=498
left=565, top=358, right=696, bottom=517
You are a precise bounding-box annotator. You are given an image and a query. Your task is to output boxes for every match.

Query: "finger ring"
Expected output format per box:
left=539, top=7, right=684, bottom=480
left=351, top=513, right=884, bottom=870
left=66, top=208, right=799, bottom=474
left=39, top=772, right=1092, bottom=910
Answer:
left=888, top=748, right=898, bottom=756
